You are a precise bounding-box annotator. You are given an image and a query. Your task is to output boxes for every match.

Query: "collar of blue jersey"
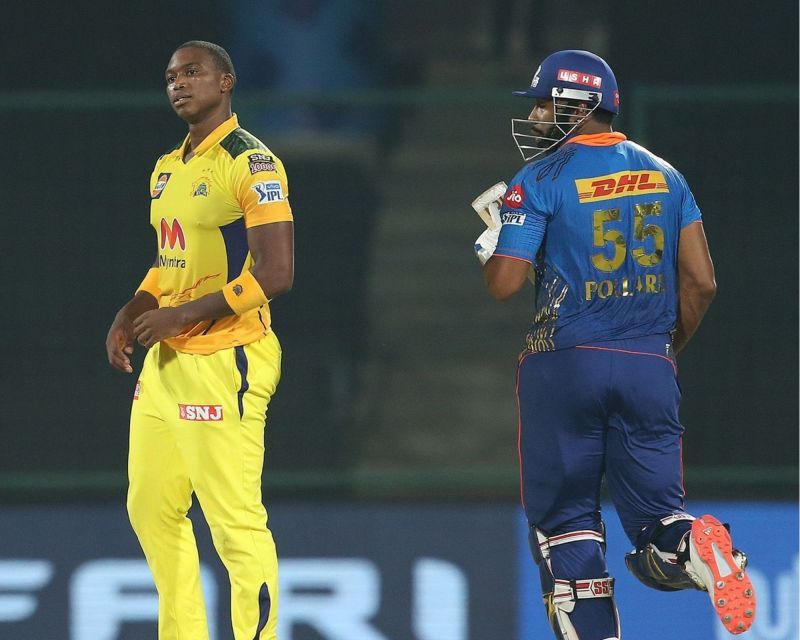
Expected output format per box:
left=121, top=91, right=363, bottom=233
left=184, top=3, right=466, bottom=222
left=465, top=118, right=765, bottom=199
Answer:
left=175, top=113, right=240, bottom=158
left=563, top=131, right=627, bottom=147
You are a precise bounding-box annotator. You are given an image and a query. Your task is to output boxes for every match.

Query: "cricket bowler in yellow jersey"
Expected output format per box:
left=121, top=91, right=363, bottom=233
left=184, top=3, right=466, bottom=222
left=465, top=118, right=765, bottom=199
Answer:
left=105, top=40, right=293, bottom=640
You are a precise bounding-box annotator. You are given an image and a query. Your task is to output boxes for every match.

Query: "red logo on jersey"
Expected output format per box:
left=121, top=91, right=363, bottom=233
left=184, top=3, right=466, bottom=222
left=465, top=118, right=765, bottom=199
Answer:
left=557, top=68, right=603, bottom=88
left=133, top=380, right=142, bottom=400
left=178, top=404, right=224, bottom=421
left=151, top=172, right=171, bottom=199
left=160, top=218, right=186, bottom=251
left=504, top=185, right=525, bottom=209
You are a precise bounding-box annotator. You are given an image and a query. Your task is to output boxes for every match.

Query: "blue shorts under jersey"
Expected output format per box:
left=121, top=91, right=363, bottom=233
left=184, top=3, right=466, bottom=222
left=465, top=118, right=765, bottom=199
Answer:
left=494, top=133, right=702, bottom=351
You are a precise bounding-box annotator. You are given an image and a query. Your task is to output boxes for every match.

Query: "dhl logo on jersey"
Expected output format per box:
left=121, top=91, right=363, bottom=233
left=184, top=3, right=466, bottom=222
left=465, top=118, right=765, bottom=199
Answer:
left=575, top=170, right=669, bottom=203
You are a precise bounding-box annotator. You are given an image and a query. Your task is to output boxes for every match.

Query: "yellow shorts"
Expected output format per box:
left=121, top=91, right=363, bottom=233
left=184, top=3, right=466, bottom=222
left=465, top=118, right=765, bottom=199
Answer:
left=128, top=330, right=281, bottom=640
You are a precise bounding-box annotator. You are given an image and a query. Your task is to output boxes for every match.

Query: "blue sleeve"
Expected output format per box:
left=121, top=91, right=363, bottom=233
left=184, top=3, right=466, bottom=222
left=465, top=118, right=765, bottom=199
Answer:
left=494, top=170, right=550, bottom=263
left=676, top=171, right=702, bottom=228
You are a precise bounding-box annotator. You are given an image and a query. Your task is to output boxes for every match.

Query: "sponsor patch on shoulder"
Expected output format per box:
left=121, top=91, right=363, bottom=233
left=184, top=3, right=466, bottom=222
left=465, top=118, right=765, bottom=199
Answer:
left=151, top=172, right=171, bottom=199
left=248, top=153, right=277, bottom=174
left=501, top=212, right=526, bottom=226
left=252, top=180, right=284, bottom=204
left=504, top=184, right=525, bottom=209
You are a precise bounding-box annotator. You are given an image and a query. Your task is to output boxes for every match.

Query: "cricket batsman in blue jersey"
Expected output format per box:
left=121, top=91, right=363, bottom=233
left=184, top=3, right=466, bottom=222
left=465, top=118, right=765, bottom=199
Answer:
left=472, top=50, right=756, bottom=639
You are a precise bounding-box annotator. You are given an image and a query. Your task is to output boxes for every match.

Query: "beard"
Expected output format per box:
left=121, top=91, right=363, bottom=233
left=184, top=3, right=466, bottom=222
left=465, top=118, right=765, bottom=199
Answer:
left=532, top=123, right=560, bottom=147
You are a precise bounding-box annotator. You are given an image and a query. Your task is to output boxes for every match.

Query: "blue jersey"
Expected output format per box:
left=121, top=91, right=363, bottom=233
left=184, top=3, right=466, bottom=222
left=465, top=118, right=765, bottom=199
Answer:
left=494, top=133, right=702, bottom=351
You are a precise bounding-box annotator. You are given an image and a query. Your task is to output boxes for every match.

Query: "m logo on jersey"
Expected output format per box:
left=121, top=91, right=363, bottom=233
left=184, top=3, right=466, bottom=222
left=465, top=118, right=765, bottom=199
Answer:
left=151, top=173, right=171, bottom=199
left=178, top=404, right=223, bottom=421
left=160, top=218, right=186, bottom=251
left=504, top=185, right=525, bottom=209
left=253, top=181, right=284, bottom=204
left=575, top=170, right=669, bottom=203
left=557, top=68, right=603, bottom=88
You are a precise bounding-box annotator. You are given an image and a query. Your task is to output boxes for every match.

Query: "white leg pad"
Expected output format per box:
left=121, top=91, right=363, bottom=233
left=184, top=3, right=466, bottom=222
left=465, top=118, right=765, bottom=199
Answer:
left=534, top=527, right=620, bottom=640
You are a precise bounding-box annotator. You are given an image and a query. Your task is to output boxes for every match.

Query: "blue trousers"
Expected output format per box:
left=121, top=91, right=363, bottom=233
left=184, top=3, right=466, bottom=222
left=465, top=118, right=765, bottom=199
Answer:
left=517, top=334, right=688, bottom=638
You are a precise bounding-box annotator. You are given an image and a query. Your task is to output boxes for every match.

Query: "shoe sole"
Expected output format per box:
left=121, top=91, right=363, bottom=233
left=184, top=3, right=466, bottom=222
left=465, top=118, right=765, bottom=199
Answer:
left=690, top=515, right=756, bottom=635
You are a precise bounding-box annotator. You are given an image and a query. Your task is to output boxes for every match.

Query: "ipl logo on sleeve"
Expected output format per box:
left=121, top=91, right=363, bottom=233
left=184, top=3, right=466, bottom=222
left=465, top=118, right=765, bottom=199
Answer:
left=502, top=212, right=527, bottom=226
left=252, top=181, right=285, bottom=204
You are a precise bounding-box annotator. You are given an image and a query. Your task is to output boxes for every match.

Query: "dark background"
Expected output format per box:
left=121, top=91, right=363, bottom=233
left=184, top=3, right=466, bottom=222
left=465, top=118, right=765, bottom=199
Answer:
left=0, top=0, right=796, bottom=501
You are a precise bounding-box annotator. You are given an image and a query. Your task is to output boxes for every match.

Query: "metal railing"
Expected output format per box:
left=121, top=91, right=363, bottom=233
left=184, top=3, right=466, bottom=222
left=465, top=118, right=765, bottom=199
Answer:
left=0, top=465, right=795, bottom=498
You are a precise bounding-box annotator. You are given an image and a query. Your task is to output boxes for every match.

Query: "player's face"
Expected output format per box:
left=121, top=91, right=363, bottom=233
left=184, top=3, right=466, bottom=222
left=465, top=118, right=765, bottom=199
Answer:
left=528, top=98, right=556, bottom=143
left=164, top=48, right=231, bottom=123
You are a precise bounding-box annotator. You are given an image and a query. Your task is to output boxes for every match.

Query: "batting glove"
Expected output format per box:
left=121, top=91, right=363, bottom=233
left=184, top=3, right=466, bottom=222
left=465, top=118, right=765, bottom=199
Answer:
left=474, top=226, right=500, bottom=265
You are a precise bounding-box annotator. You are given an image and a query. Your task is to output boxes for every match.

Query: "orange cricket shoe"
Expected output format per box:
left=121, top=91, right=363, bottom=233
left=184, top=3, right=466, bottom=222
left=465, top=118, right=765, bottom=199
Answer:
left=689, top=514, right=756, bottom=635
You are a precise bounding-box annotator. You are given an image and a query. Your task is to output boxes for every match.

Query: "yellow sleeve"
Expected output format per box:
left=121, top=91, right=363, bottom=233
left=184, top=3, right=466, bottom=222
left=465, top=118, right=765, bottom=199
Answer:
left=136, top=267, right=161, bottom=298
left=232, top=150, right=294, bottom=228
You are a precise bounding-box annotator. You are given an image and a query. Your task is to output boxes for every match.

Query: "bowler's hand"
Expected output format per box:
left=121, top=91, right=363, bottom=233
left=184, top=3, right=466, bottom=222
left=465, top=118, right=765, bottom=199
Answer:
left=133, top=307, right=187, bottom=348
left=106, top=312, right=137, bottom=373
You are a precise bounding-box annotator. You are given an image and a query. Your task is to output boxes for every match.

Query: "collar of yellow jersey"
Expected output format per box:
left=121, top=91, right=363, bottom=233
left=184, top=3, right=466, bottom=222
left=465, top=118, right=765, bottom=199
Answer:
left=176, top=114, right=240, bottom=158
left=564, top=132, right=627, bottom=147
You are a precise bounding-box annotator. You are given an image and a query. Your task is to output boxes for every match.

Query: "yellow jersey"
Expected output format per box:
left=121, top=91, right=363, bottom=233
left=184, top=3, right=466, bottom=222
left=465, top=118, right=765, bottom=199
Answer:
left=148, top=114, right=293, bottom=355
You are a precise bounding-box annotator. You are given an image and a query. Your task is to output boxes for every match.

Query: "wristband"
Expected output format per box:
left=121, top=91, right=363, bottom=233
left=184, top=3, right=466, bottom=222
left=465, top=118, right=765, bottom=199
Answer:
left=222, top=270, right=268, bottom=315
left=136, top=268, right=161, bottom=299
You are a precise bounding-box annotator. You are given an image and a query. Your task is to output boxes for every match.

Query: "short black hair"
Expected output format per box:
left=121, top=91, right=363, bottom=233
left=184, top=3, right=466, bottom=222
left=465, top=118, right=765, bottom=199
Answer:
left=175, top=40, right=236, bottom=83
